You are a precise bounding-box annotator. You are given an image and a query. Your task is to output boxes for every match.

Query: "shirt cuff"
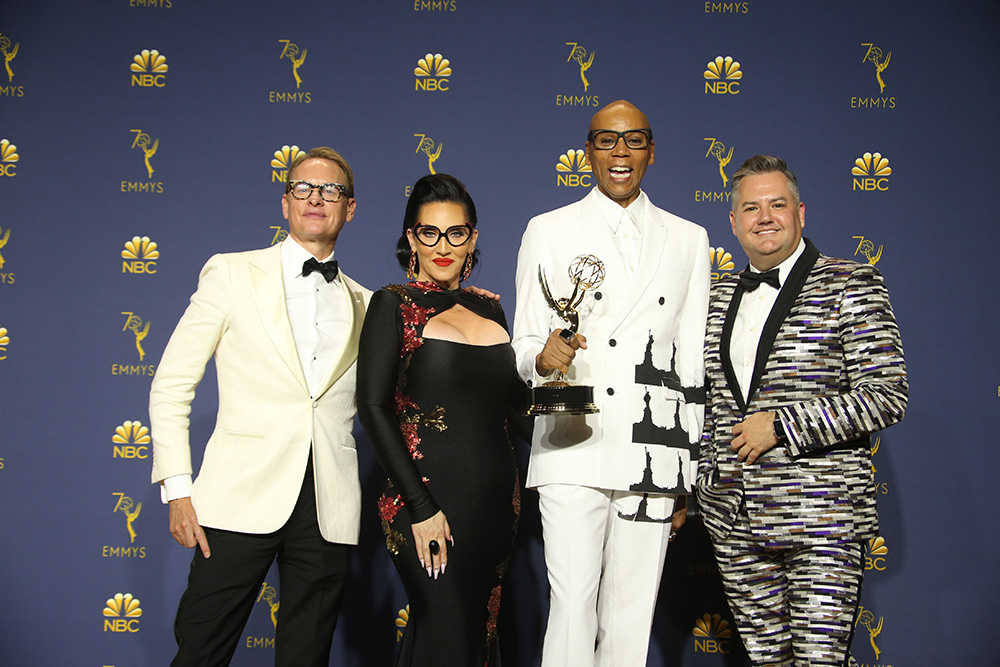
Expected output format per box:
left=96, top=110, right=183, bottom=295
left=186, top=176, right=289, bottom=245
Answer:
left=161, top=474, right=193, bottom=503
left=532, top=360, right=558, bottom=387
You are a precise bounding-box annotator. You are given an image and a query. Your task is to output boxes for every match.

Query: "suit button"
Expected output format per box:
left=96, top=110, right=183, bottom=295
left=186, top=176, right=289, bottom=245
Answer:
left=609, top=339, right=616, bottom=347
left=607, top=387, right=614, bottom=396
left=658, top=296, right=665, bottom=305
left=594, top=292, right=602, bottom=300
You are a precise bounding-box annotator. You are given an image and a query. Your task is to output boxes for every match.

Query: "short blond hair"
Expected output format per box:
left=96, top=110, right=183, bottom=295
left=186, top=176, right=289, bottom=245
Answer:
left=287, top=146, right=355, bottom=197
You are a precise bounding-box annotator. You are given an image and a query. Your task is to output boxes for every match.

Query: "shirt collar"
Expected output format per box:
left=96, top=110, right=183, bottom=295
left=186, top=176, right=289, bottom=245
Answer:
left=749, top=238, right=805, bottom=287
left=281, top=236, right=337, bottom=281
left=592, top=187, right=647, bottom=235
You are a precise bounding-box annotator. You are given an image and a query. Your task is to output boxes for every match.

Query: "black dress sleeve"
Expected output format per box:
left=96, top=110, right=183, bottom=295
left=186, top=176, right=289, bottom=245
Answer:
left=491, top=300, right=533, bottom=444
left=357, top=289, right=440, bottom=524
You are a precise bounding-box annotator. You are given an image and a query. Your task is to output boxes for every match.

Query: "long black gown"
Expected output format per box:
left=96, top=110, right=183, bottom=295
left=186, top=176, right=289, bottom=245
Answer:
left=357, top=282, right=521, bottom=666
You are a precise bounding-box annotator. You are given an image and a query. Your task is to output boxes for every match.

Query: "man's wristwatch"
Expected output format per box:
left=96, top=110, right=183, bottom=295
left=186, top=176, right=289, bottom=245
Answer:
left=773, top=417, right=788, bottom=444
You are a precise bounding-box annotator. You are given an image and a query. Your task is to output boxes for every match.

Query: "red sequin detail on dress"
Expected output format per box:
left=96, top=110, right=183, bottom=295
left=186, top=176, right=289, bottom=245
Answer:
left=378, top=493, right=404, bottom=523
left=485, top=584, right=502, bottom=640
left=512, top=475, right=521, bottom=517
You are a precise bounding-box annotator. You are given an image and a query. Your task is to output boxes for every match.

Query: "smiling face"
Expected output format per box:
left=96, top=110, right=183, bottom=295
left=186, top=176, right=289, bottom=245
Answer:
left=730, top=171, right=805, bottom=271
left=407, top=201, right=477, bottom=290
left=585, top=100, right=655, bottom=208
left=281, top=157, right=356, bottom=256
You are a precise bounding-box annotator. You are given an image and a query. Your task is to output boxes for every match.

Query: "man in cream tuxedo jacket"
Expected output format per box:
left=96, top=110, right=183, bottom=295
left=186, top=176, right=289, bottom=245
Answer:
left=512, top=101, right=710, bottom=667
left=150, top=147, right=371, bottom=666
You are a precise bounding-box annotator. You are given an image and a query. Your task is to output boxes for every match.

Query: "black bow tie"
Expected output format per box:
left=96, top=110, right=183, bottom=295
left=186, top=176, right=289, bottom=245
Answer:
left=739, top=268, right=780, bottom=292
left=302, top=257, right=339, bottom=283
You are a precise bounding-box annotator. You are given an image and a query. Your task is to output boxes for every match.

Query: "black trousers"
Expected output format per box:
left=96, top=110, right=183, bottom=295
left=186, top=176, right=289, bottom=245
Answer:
left=171, top=462, right=351, bottom=667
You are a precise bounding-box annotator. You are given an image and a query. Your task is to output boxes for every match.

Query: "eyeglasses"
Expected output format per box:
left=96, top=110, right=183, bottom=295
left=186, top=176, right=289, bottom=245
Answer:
left=412, top=224, right=473, bottom=247
left=286, top=180, right=349, bottom=202
left=587, top=129, right=653, bottom=151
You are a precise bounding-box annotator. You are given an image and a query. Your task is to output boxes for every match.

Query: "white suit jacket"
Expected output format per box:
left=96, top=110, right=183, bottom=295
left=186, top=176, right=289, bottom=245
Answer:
left=512, top=189, right=709, bottom=493
left=149, top=244, right=371, bottom=543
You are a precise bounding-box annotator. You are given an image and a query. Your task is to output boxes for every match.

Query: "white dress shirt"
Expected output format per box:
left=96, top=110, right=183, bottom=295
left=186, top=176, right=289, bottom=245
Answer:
left=592, top=187, right=647, bottom=284
left=280, top=237, right=352, bottom=398
left=729, top=239, right=805, bottom=403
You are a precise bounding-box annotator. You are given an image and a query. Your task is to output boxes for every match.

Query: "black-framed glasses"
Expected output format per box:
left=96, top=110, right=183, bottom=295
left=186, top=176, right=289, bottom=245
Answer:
left=286, top=180, right=349, bottom=202
left=412, top=224, right=473, bottom=247
left=587, top=129, right=653, bottom=151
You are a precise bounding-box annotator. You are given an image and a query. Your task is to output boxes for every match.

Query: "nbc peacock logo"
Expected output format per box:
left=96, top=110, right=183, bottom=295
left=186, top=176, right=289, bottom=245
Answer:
left=556, top=149, right=591, bottom=187
left=704, top=56, right=742, bottom=95
left=130, top=49, right=167, bottom=87
left=414, top=53, right=451, bottom=92
left=851, top=152, right=891, bottom=192
left=395, top=605, right=410, bottom=641
left=103, top=593, right=142, bottom=633
left=865, top=535, right=888, bottom=571
left=710, top=247, right=736, bottom=282
left=112, top=420, right=151, bottom=459
left=122, top=236, right=159, bottom=274
left=271, top=144, right=303, bottom=183
left=1, top=138, right=18, bottom=177
left=693, top=612, right=732, bottom=653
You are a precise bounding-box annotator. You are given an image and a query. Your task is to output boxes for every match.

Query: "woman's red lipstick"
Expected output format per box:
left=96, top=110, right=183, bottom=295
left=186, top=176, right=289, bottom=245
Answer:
left=432, top=258, right=454, bottom=266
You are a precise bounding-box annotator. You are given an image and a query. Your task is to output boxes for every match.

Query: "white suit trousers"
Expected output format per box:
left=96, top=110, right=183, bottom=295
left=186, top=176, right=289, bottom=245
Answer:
left=537, top=483, right=675, bottom=667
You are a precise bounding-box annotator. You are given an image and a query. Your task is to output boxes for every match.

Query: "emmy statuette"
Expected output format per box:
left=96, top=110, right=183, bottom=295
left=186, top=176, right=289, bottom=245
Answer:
left=527, top=254, right=606, bottom=416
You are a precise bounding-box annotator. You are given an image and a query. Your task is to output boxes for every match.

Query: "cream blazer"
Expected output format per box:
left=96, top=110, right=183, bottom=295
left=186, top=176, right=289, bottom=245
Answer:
left=150, top=244, right=370, bottom=543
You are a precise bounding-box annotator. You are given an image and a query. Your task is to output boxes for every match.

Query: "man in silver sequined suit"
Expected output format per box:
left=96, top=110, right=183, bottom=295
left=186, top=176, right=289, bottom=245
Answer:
left=696, top=155, right=907, bottom=666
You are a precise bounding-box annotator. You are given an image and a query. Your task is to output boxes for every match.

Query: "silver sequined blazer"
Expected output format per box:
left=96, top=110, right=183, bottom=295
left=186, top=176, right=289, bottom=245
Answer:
left=696, top=239, right=907, bottom=547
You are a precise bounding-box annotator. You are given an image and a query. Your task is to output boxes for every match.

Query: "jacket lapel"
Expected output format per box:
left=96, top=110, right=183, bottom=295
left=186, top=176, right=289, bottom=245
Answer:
left=248, top=247, right=309, bottom=393
left=577, top=191, right=627, bottom=321
left=719, top=283, right=747, bottom=414
left=618, top=207, right=666, bottom=327
left=314, top=275, right=366, bottom=397
left=745, top=238, right=820, bottom=401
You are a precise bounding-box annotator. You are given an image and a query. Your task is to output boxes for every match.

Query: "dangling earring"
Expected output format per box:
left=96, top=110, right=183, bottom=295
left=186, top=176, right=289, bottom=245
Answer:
left=407, top=251, right=417, bottom=280
left=461, top=253, right=473, bottom=283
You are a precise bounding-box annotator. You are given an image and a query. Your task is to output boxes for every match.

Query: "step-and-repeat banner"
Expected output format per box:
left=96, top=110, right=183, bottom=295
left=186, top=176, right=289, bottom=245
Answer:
left=2, top=1, right=997, bottom=665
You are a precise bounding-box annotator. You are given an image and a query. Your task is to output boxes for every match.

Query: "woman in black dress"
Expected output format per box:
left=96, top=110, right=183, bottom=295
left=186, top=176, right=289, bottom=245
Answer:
left=357, top=174, right=520, bottom=666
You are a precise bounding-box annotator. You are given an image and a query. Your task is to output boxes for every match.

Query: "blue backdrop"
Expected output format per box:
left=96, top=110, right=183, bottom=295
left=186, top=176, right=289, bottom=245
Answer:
left=1, top=1, right=998, bottom=665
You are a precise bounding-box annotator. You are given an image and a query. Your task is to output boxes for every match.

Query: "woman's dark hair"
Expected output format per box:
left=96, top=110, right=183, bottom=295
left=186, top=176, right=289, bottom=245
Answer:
left=395, top=173, right=480, bottom=274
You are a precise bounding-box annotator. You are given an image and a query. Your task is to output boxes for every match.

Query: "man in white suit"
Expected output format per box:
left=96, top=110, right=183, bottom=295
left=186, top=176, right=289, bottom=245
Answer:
left=150, top=147, right=370, bottom=666
left=512, top=101, right=710, bottom=666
